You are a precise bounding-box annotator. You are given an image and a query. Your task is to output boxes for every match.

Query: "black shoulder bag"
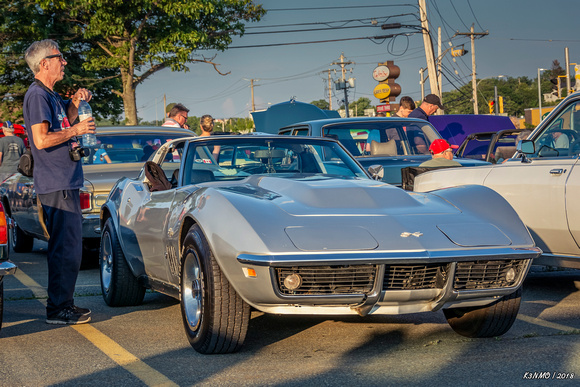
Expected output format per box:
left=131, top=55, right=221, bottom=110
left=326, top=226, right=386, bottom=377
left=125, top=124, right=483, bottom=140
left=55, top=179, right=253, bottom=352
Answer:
left=17, top=148, right=34, bottom=177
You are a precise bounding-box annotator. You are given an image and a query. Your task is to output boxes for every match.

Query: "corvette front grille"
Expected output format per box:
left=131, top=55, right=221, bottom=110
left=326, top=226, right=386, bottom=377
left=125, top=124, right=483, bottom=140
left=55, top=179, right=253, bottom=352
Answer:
left=454, top=259, right=530, bottom=290
left=276, top=265, right=376, bottom=295
left=383, top=264, right=448, bottom=290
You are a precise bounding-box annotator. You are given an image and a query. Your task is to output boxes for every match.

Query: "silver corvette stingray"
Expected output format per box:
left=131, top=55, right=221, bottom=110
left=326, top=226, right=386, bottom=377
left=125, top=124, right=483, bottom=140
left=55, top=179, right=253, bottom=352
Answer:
left=99, top=135, right=540, bottom=354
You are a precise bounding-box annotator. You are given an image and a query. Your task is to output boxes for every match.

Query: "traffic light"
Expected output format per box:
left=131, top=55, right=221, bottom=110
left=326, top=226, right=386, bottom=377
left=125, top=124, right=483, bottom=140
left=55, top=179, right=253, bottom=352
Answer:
left=488, top=100, right=495, bottom=114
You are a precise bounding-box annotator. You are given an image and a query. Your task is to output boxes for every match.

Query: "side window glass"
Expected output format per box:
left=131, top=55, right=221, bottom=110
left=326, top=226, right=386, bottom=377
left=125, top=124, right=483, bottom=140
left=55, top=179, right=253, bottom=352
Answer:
left=534, top=101, right=580, bottom=157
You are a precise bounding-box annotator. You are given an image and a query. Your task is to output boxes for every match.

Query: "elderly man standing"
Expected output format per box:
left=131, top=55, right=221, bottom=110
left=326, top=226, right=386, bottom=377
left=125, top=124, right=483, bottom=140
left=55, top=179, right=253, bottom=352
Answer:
left=419, top=139, right=462, bottom=168
left=23, top=39, right=96, bottom=325
left=408, top=94, right=444, bottom=122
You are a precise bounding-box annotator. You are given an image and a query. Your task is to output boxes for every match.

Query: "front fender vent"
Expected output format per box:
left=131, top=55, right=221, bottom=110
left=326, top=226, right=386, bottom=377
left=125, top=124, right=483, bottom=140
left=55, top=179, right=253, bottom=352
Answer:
left=275, top=265, right=377, bottom=295
left=454, top=259, right=530, bottom=290
left=383, top=264, right=449, bottom=290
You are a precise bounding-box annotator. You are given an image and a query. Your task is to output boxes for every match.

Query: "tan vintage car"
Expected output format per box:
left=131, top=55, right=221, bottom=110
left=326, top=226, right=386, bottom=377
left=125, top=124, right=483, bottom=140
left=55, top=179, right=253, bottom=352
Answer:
left=0, top=126, right=193, bottom=258
left=414, top=92, right=580, bottom=269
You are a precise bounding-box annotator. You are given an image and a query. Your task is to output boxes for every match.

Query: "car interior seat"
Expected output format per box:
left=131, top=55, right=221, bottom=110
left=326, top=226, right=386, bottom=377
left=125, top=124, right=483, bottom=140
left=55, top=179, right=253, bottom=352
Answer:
left=144, top=161, right=172, bottom=192
left=190, top=169, right=215, bottom=184
left=370, top=139, right=398, bottom=156
left=493, top=146, right=516, bottom=163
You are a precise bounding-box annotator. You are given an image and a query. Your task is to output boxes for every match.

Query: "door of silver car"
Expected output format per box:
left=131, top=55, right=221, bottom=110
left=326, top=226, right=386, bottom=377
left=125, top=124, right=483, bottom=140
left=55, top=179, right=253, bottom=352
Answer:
left=565, top=159, right=580, bottom=249
left=483, top=98, right=580, bottom=256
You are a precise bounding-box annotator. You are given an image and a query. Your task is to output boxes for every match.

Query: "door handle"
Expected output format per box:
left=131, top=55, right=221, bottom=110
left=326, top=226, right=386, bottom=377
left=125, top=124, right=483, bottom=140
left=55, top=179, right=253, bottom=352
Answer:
left=549, top=168, right=565, bottom=175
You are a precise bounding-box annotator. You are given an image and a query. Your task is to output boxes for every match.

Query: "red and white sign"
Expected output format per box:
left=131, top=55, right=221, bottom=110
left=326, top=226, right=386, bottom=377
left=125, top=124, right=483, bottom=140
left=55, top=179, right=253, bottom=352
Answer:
left=376, top=104, right=391, bottom=112
left=372, top=65, right=390, bottom=82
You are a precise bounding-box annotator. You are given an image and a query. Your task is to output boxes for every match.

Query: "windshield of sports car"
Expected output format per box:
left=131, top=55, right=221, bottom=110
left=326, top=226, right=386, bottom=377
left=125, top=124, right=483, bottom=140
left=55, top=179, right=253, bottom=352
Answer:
left=322, top=121, right=441, bottom=157
left=180, top=137, right=369, bottom=184
left=81, top=133, right=184, bottom=165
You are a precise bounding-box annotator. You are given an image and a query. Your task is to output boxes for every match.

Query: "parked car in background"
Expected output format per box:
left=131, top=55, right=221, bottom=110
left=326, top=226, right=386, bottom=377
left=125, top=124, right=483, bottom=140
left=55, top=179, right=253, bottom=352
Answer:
left=0, top=202, right=16, bottom=331
left=0, top=126, right=193, bottom=258
left=100, top=134, right=539, bottom=354
left=279, top=117, right=490, bottom=186
left=455, top=129, right=531, bottom=163
left=414, top=91, right=580, bottom=269
left=429, top=114, right=516, bottom=148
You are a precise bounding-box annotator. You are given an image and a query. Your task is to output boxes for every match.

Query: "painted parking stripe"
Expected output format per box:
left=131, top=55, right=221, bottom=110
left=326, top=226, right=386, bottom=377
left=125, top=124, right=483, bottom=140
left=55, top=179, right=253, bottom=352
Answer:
left=72, top=324, right=178, bottom=387
left=13, top=267, right=177, bottom=387
left=13, top=267, right=48, bottom=299
left=518, top=313, right=578, bottom=332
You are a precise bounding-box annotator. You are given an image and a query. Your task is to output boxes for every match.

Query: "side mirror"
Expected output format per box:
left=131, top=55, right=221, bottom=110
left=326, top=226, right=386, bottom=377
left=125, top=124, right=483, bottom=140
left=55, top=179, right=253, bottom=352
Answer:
left=517, top=139, right=535, bottom=154
left=368, top=164, right=384, bottom=180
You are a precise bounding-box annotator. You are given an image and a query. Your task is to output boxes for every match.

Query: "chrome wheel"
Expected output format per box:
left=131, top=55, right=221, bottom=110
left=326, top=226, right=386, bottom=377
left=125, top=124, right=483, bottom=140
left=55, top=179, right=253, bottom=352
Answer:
left=100, top=230, right=113, bottom=293
left=182, top=251, right=203, bottom=331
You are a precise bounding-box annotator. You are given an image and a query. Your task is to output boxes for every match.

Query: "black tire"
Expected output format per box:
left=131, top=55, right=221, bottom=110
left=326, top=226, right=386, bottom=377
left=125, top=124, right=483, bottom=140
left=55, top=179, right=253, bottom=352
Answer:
left=12, top=220, right=33, bottom=253
left=443, top=287, right=522, bottom=338
left=100, top=218, right=145, bottom=306
left=180, top=224, right=250, bottom=354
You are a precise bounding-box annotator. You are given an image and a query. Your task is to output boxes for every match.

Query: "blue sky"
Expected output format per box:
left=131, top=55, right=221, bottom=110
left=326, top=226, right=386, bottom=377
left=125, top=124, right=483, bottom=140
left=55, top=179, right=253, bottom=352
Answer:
left=135, top=0, right=580, bottom=122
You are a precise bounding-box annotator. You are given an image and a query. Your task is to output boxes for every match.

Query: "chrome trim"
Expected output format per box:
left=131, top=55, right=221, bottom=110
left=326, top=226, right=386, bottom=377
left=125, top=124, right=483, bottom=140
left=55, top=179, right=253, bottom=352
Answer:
left=237, top=247, right=542, bottom=267
left=352, top=264, right=385, bottom=316
left=0, top=260, right=17, bottom=276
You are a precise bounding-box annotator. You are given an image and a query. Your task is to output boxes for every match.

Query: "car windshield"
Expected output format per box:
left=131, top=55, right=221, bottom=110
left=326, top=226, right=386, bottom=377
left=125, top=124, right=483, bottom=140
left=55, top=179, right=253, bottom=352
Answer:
left=179, top=137, right=369, bottom=184
left=322, top=121, right=441, bottom=157
left=82, top=133, right=184, bottom=165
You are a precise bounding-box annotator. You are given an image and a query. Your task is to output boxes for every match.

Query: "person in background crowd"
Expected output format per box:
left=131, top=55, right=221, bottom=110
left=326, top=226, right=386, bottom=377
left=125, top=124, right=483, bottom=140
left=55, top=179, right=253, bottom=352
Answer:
left=394, top=96, right=416, bottom=118
left=199, top=114, right=220, bottom=160
left=0, top=121, right=26, bottom=182
left=162, top=103, right=190, bottom=129
left=419, top=139, right=462, bottom=168
left=408, top=94, right=444, bottom=122
left=23, top=39, right=95, bottom=325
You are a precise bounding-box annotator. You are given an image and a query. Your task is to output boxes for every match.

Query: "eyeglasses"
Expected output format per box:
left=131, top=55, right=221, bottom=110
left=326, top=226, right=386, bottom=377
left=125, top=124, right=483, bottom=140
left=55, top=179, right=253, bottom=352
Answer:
left=44, top=53, right=65, bottom=61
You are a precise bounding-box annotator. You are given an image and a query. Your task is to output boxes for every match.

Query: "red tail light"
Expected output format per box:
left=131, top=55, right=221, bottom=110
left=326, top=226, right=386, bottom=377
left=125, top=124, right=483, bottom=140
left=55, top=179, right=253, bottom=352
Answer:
left=0, top=202, right=7, bottom=244
left=80, top=192, right=92, bottom=210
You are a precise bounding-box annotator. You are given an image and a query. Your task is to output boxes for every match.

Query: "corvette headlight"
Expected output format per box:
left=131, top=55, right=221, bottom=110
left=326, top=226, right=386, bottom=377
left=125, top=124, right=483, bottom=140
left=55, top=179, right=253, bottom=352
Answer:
left=505, top=267, right=516, bottom=283
left=284, top=273, right=302, bottom=290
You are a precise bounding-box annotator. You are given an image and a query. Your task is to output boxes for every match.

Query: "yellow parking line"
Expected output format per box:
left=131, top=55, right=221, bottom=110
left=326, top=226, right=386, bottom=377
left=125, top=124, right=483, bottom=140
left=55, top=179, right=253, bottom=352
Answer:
left=13, top=266, right=177, bottom=387
left=72, top=324, right=178, bottom=387
left=518, top=313, right=578, bottom=332
left=13, top=267, right=48, bottom=299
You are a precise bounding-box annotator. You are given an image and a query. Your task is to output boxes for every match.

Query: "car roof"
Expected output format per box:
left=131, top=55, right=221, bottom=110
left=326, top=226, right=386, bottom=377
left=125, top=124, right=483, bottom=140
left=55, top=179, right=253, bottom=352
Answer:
left=95, top=126, right=195, bottom=136
left=281, top=116, right=432, bottom=128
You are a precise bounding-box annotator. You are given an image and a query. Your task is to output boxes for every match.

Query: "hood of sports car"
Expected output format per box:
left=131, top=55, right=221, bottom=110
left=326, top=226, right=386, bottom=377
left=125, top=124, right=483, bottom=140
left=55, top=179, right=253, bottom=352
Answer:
left=254, top=175, right=448, bottom=216
left=214, top=175, right=513, bottom=252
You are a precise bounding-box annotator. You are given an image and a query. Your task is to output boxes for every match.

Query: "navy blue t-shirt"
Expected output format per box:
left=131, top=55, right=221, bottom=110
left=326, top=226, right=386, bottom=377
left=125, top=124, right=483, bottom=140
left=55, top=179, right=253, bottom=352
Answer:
left=408, top=107, right=429, bottom=121
left=22, top=82, right=83, bottom=194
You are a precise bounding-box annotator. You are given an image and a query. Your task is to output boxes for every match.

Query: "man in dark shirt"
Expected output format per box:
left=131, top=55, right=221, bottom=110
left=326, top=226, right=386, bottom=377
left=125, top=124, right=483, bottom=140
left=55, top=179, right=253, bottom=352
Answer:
left=23, top=39, right=96, bottom=325
left=408, top=94, right=444, bottom=122
left=0, top=122, right=25, bottom=182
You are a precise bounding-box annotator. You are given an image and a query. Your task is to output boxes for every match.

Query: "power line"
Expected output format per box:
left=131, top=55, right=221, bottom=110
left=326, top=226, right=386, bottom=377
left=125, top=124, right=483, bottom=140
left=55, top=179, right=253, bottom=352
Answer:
left=266, top=5, right=419, bottom=12
left=228, top=33, right=413, bottom=49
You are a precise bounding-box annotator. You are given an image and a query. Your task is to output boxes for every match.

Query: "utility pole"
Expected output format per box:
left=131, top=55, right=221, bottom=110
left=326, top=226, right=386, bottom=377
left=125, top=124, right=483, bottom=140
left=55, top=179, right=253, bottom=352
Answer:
left=453, top=26, right=488, bottom=114
left=250, top=79, right=256, bottom=112
left=437, top=27, right=442, bottom=100
left=419, top=67, right=427, bottom=101
left=331, top=53, right=355, bottom=117
left=418, top=0, right=439, bottom=99
left=321, top=69, right=334, bottom=109
left=163, top=94, right=167, bottom=120
left=565, top=47, right=571, bottom=96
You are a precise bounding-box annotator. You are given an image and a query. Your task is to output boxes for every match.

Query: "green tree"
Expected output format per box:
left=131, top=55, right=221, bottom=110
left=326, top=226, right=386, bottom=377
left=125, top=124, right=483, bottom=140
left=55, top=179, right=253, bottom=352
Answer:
left=28, top=0, right=265, bottom=125
left=348, top=97, right=373, bottom=116
left=310, top=99, right=330, bottom=110
left=0, top=1, right=124, bottom=123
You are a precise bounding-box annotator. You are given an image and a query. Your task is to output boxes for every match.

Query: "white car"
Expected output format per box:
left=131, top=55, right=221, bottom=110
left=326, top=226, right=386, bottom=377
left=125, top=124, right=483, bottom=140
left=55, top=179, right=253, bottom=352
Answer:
left=414, top=92, right=580, bottom=269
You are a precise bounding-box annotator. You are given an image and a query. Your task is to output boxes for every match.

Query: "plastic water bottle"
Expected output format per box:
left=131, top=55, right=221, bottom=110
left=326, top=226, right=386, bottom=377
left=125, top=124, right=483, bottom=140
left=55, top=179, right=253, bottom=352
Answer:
left=78, top=98, right=97, bottom=147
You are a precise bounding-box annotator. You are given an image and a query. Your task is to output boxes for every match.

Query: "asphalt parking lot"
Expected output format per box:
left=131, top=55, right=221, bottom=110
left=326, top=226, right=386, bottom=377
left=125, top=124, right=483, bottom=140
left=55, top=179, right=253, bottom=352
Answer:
left=1, top=242, right=579, bottom=386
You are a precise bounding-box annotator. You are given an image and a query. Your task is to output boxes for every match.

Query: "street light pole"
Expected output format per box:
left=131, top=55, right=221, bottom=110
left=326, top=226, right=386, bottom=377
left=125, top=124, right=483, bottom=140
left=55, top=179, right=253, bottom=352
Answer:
left=538, top=68, right=547, bottom=119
